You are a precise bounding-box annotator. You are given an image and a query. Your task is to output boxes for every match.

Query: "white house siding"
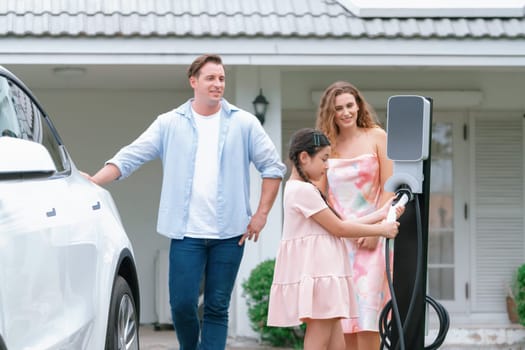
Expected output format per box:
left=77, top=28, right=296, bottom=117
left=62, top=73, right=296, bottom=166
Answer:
left=471, top=113, right=524, bottom=313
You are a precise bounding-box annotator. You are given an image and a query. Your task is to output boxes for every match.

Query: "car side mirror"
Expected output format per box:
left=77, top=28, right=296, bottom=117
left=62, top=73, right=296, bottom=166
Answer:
left=0, top=136, right=57, bottom=176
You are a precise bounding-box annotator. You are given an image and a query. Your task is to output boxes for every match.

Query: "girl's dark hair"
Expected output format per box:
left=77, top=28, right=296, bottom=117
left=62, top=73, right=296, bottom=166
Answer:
left=288, top=128, right=330, bottom=170
left=288, top=128, right=341, bottom=218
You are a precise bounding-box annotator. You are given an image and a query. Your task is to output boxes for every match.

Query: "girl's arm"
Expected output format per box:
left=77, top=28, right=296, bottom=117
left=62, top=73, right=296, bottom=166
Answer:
left=355, top=197, right=405, bottom=224
left=311, top=207, right=399, bottom=239
left=354, top=197, right=394, bottom=224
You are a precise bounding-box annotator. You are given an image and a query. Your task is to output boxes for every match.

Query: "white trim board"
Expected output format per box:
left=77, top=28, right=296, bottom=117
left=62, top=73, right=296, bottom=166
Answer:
left=311, top=90, right=484, bottom=109
left=1, top=38, right=525, bottom=67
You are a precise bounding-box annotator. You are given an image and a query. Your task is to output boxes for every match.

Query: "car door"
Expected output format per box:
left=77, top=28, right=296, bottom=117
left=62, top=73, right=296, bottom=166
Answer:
left=0, top=75, right=100, bottom=349
left=0, top=177, right=83, bottom=348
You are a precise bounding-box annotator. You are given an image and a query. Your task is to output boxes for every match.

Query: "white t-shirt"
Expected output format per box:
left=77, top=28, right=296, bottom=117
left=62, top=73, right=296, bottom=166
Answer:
left=186, top=109, right=220, bottom=238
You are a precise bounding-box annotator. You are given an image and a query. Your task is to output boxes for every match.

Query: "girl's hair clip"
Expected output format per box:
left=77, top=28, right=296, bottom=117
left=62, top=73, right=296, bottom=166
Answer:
left=313, top=133, right=321, bottom=147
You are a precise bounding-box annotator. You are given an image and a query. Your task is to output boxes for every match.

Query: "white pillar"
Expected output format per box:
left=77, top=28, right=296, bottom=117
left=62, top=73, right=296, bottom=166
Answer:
left=229, top=66, right=283, bottom=338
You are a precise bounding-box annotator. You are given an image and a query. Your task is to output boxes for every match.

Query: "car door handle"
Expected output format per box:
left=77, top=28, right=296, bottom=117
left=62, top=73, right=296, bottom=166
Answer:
left=92, top=201, right=101, bottom=210
left=46, top=208, right=57, bottom=217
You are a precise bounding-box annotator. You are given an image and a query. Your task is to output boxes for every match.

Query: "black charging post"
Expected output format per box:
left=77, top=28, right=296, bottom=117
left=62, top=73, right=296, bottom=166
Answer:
left=383, top=96, right=433, bottom=349
left=390, top=146, right=431, bottom=349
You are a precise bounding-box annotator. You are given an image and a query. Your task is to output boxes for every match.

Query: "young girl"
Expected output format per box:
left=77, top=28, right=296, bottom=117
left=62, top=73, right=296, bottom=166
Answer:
left=267, top=128, right=400, bottom=350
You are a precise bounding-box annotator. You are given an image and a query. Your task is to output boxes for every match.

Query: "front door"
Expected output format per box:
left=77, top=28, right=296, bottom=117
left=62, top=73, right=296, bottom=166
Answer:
left=427, top=113, right=469, bottom=314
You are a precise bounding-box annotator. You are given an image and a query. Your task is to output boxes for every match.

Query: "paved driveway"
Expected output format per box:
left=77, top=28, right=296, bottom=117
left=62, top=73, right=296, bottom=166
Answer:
left=139, top=325, right=292, bottom=350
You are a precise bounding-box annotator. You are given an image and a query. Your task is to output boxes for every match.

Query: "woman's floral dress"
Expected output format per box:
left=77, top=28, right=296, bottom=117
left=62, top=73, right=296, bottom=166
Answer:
left=327, top=154, right=392, bottom=333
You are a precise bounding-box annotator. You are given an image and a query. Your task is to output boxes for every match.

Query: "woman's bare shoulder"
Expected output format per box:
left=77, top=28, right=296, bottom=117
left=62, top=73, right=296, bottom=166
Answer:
left=365, top=126, right=387, bottom=141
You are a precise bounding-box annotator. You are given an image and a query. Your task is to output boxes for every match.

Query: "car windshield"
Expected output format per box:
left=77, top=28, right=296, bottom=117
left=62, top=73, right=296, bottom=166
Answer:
left=0, top=76, right=41, bottom=142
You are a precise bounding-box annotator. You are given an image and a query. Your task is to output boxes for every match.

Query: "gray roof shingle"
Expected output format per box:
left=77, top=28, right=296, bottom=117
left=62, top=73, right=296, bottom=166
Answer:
left=0, top=0, right=524, bottom=38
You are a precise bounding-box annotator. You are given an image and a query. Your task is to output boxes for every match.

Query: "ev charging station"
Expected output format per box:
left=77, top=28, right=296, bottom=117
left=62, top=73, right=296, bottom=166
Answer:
left=380, top=96, right=449, bottom=350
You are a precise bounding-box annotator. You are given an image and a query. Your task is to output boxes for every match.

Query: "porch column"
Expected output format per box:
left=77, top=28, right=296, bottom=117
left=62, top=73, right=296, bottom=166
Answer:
left=230, top=66, right=283, bottom=337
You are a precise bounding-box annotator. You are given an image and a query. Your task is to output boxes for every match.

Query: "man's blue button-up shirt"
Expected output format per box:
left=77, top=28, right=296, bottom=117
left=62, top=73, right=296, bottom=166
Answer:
left=107, top=99, right=286, bottom=239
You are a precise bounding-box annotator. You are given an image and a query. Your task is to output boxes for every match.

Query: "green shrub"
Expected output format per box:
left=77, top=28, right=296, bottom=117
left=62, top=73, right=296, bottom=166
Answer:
left=515, top=264, right=525, bottom=326
left=242, top=259, right=305, bottom=348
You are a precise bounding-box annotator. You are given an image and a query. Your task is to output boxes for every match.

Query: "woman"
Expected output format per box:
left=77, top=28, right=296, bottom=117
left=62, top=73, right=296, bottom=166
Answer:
left=316, top=81, right=394, bottom=350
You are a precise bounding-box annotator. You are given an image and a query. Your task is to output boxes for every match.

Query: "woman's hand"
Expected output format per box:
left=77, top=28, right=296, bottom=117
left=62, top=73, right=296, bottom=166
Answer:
left=357, top=236, right=380, bottom=250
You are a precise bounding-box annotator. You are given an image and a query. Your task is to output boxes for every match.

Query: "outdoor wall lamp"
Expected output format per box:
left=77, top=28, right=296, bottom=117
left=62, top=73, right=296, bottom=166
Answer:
left=252, top=89, right=269, bottom=125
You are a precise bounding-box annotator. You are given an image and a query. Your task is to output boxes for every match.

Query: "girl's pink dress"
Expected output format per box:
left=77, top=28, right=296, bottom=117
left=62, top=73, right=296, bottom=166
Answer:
left=267, top=180, right=358, bottom=327
left=327, top=154, right=391, bottom=333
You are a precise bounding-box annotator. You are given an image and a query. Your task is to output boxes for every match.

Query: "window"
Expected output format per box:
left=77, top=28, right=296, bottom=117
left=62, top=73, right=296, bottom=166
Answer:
left=0, top=76, right=66, bottom=172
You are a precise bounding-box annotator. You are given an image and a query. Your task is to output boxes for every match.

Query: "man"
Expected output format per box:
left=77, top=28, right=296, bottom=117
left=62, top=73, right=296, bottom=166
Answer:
left=84, top=54, right=286, bottom=349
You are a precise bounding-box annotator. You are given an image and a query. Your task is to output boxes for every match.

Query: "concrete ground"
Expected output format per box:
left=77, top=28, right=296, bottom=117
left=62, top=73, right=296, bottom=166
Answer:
left=139, top=324, right=293, bottom=350
left=139, top=324, right=525, bottom=349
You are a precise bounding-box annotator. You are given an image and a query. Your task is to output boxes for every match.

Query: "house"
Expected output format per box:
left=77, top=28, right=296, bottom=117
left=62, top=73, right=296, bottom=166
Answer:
left=1, top=0, right=525, bottom=347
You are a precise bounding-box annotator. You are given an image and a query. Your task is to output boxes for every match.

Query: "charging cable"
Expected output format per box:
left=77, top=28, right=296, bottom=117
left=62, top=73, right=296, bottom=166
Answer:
left=379, top=192, right=449, bottom=350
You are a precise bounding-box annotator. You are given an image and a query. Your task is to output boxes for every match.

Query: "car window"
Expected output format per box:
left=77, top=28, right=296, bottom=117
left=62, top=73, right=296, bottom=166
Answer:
left=0, top=76, right=66, bottom=172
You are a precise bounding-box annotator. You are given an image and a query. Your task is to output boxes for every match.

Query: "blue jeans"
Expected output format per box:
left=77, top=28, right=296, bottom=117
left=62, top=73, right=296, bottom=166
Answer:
left=168, top=236, right=244, bottom=350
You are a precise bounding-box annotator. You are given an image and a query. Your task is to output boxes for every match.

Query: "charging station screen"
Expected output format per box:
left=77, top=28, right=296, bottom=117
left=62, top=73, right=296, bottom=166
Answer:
left=387, top=96, right=426, bottom=161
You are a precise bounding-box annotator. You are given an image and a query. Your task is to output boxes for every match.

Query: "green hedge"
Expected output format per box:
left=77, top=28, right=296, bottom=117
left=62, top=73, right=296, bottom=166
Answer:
left=242, top=259, right=305, bottom=348
left=515, top=264, right=525, bottom=326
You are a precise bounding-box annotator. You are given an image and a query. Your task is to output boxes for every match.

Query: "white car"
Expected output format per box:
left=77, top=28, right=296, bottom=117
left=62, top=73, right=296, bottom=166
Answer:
left=0, top=66, right=140, bottom=350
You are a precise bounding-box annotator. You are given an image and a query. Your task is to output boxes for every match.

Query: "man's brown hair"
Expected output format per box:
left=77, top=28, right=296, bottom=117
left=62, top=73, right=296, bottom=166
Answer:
left=187, top=54, right=223, bottom=79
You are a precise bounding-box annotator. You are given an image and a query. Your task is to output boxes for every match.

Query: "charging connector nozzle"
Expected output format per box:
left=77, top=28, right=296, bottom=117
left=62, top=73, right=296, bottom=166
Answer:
left=386, top=188, right=413, bottom=223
